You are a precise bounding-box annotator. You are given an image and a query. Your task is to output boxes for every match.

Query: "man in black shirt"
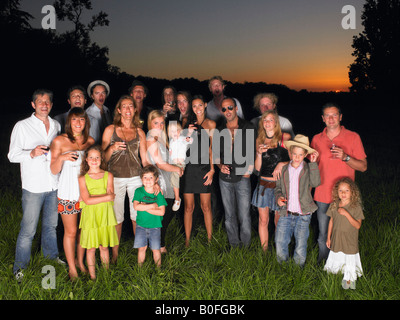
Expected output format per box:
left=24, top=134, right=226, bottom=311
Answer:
left=213, top=97, right=256, bottom=247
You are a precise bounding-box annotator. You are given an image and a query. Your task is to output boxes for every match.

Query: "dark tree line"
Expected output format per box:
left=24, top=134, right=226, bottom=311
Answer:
left=349, top=0, right=400, bottom=98
left=3, top=0, right=396, bottom=131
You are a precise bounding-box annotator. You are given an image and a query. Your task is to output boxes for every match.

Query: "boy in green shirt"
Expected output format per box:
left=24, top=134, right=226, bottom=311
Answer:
left=133, top=165, right=167, bottom=267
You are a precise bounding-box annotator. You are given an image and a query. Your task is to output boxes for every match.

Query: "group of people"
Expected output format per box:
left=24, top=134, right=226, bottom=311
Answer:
left=8, top=75, right=367, bottom=289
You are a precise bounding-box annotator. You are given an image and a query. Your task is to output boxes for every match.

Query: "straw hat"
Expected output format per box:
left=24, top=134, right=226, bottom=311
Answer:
left=284, top=134, right=316, bottom=154
left=87, top=80, right=110, bottom=97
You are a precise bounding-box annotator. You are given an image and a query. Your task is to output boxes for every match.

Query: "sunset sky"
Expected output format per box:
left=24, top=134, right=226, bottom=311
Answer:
left=22, top=0, right=366, bottom=92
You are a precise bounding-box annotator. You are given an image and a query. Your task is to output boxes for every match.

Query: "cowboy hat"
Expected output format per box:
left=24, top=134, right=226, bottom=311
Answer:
left=284, top=134, right=316, bottom=154
left=87, top=80, right=110, bottom=97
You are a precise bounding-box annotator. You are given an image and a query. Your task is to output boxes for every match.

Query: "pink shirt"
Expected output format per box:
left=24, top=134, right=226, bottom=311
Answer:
left=311, top=126, right=366, bottom=203
left=287, top=161, right=303, bottom=214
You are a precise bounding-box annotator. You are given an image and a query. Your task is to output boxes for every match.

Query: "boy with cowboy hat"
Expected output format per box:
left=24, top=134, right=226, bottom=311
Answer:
left=274, top=134, right=321, bottom=267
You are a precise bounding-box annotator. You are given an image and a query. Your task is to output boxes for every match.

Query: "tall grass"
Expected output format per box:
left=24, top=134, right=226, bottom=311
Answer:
left=1, top=113, right=400, bottom=301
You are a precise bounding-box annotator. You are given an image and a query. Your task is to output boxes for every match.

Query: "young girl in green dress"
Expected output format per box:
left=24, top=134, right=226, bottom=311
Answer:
left=78, top=145, right=119, bottom=280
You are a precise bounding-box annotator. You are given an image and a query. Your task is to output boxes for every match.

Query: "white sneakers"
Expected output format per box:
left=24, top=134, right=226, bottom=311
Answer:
left=172, top=198, right=181, bottom=211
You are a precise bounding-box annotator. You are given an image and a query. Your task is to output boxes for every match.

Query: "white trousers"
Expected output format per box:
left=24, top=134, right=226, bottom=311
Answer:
left=113, top=176, right=142, bottom=224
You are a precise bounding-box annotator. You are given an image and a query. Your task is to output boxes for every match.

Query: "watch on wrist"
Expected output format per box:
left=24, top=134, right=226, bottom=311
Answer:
left=343, top=155, right=350, bottom=162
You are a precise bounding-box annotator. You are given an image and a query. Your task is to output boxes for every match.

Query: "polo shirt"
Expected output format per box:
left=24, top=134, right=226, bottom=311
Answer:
left=311, top=126, right=366, bottom=203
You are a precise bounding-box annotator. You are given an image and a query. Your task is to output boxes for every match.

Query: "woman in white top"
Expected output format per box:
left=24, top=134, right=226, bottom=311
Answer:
left=51, top=108, right=94, bottom=280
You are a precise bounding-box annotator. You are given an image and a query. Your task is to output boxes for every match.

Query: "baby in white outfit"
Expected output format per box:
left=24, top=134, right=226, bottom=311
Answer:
left=168, top=122, right=192, bottom=211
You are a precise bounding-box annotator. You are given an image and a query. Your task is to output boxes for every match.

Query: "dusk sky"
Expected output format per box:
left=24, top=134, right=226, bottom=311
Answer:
left=22, top=0, right=366, bottom=92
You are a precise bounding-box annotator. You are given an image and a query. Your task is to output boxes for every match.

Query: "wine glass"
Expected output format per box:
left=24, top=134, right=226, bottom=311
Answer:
left=225, top=164, right=232, bottom=180
left=330, top=143, right=337, bottom=159
left=42, top=146, right=50, bottom=162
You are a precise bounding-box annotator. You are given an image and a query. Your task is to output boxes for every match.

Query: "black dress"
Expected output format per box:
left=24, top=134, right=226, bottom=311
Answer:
left=181, top=125, right=212, bottom=193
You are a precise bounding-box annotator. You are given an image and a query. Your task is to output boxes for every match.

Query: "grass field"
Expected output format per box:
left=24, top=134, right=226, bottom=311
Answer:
left=0, top=108, right=399, bottom=304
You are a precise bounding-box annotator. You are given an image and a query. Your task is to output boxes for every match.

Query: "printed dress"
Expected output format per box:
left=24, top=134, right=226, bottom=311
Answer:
left=79, top=171, right=119, bottom=249
left=57, top=150, right=84, bottom=214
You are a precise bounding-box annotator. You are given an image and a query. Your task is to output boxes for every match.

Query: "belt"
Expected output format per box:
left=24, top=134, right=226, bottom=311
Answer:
left=258, top=179, right=276, bottom=196
left=287, top=211, right=310, bottom=216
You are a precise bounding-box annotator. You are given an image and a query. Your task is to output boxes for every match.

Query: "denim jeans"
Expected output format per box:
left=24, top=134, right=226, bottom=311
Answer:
left=13, top=189, right=59, bottom=273
left=275, top=213, right=312, bottom=266
left=316, top=201, right=331, bottom=263
left=133, top=225, right=161, bottom=250
left=219, top=177, right=252, bottom=247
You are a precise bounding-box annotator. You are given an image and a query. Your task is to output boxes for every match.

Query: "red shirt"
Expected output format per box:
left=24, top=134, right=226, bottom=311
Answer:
left=311, top=126, right=366, bottom=203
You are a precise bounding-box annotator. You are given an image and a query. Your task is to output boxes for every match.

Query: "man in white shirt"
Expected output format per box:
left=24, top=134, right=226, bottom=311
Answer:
left=206, top=76, right=244, bottom=125
left=86, top=80, right=112, bottom=144
left=8, top=89, right=62, bottom=280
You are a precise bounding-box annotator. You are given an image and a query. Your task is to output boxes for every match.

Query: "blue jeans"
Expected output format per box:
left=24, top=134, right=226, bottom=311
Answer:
left=13, top=189, right=59, bottom=273
left=134, top=225, right=161, bottom=250
left=275, top=213, right=312, bottom=266
left=219, top=177, right=252, bottom=247
left=316, top=201, right=331, bottom=262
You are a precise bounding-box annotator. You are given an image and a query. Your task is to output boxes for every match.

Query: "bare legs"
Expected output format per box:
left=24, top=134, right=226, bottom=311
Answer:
left=258, top=207, right=270, bottom=252
left=258, top=207, right=280, bottom=252
left=61, top=213, right=86, bottom=279
left=112, top=223, right=122, bottom=264
left=112, top=220, right=136, bottom=264
left=184, top=193, right=213, bottom=247
left=86, top=245, right=110, bottom=280
left=138, top=246, right=161, bottom=267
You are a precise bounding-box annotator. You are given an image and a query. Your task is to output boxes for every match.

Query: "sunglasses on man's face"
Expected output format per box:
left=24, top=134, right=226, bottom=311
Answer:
left=222, top=105, right=234, bottom=113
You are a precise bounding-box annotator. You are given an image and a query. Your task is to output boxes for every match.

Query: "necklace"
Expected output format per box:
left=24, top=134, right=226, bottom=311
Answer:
left=265, top=132, right=274, bottom=139
left=227, top=123, right=238, bottom=144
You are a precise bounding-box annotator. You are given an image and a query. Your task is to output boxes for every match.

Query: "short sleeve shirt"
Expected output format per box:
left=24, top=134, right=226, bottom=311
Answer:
left=326, top=203, right=364, bottom=254
left=133, top=186, right=167, bottom=228
left=311, top=126, right=366, bottom=203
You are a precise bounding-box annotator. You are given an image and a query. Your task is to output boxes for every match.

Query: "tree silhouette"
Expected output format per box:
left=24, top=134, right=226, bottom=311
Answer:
left=0, top=0, right=33, bottom=30
left=53, top=0, right=111, bottom=75
left=53, top=0, right=109, bottom=47
left=348, top=0, right=400, bottom=95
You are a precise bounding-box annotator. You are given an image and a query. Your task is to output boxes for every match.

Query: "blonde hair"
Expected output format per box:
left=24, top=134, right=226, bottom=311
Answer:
left=113, top=95, right=141, bottom=128
left=147, top=109, right=168, bottom=148
left=256, top=110, right=282, bottom=148
left=253, top=93, right=278, bottom=112
left=331, top=177, right=363, bottom=210
left=208, top=75, right=225, bottom=89
left=167, top=121, right=182, bottom=137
